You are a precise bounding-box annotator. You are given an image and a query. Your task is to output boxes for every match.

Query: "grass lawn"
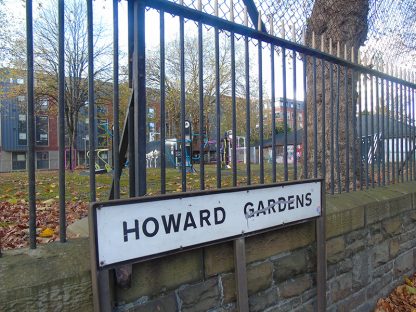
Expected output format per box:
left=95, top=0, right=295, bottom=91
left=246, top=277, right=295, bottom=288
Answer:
left=0, top=163, right=297, bottom=203
left=0, top=163, right=298, bottom=249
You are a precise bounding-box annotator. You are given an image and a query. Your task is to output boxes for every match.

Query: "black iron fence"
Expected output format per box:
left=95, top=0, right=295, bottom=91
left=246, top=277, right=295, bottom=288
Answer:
left=8, top=0, right=416, bottom=251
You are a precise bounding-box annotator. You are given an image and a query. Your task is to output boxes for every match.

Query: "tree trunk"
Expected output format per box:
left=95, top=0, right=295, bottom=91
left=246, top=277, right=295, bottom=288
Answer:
left=305, top=0, right=369, bottom=191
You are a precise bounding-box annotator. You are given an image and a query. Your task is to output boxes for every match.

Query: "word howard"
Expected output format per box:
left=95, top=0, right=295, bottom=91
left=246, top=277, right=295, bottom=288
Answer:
left=122, top=207, right=226, bottom=242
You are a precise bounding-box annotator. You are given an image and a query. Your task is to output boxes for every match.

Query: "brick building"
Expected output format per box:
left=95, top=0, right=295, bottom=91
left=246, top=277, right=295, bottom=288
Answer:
left=0, top=70, right=111, bottom=172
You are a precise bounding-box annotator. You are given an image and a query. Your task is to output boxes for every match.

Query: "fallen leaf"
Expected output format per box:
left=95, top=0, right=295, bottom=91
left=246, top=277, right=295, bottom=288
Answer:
left=39, top=228, right=54, bottom=238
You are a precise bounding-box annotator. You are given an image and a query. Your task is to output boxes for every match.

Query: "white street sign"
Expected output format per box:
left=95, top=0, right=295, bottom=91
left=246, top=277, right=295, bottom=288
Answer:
left=92, top=180, right=322, bottom=268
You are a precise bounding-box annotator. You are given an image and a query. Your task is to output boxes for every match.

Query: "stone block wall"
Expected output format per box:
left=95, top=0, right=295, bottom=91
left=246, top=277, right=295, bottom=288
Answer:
left=1, top=182, right=415, bottom=311
left=116, top=182, right=416, bottom=312
left=0, top=239, right=93, bottom=311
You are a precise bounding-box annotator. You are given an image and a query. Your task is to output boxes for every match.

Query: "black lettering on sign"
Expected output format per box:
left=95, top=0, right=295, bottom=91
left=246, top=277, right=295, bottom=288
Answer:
left=143, top=217, right=159, bottom=237
left=268, top=199, right=276, bottom=213
left=257, top=201, right=266, bottom=216
left=278, top=197, right=286, bottom=212
left=296, top=194, right=304, bottom=207
left=162, top=213, right=182, bottom=233
left=200, top=210, right=211, bottom=227
left=244, top=202, right=254, bottom=215
left=123, top=220, right=139, bottom=242
left=184, top=212, right=197, bottom=231
left=288, top=195, right=295, bottom=210
left=214, top=207, right=226, bottom=224
left=305, top=193, right=312, bottom=206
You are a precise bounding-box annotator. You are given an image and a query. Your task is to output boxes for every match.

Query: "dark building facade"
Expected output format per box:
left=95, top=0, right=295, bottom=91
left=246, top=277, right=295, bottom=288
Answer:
left=0, top=72, right=111, bottom=172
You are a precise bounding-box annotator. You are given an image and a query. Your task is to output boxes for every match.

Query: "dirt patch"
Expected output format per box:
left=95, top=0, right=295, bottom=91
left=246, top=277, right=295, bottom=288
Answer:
left=0, top=200, right=89, bottom=250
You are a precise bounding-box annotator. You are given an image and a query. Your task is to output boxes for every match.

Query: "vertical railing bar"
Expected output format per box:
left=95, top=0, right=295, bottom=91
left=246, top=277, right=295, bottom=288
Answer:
left=330, top=63, right=335, bottom=194
left=412, top=86, right=414, bottom=180
left=245, top=34, right=251, bottom=185
left=128, top=104, right=135, bottom=197
left=128, top=0, right=135, bottom=195
left=198, top=17, right=205, bottom=190
left=345, top=66, right=349, bottom=192
left=409, top=85, right=412, bottom=181
left=58, top=0, right=66, bottom=242
left=383, top=80, right=390, bottom=184
left=406, top=87, right=413, bottom=181
left=376, top=76, right=380, bottom=187
left=215, top=26, right=221, bottom=189
left=370, top=74, right=374, bottom=188
left=336, top=64, right=341, bottom=193
left=413, top=86, right=416, bottom=180
left=412, top=86, right=415, bottom=180
left=405, top=84, right=408, bottom=181
left=133, top=0, right=147, bottom=196
left=408, top=84, right=411, bottom=181
left=231, top=30, right=237, bottom=187
left=180, top=16, right=187, bottom=192
left=313, top=56, right=317, bottom=178
left=283, top=48, right=288, bottom=181
left=386, top=79, right=390, bottom=185
left=302, top=54, right=308, bottom=179
left=391, top=80, right=395, bottom=184
left=87, top=0, right=96, bottom=202
left=400, top=83, right=404, bottom=182
left=358, top=73, right=363, bottom=190
left=113, top=0, right=121, bottom=199
left=321, top=59, right=326, bottom=184
left=395, top=81, right=399, bottom=182
left=381, top=77, right=386, bottom=186
left=128, top=0, right=133, bottom=88
left=160, top=10, right=167, bottom=194
left=364, top=73, right=369, bottom=189
left=271, top=45, right=276, bottom=182
left=26, top=0, right=36, bottom=249
left=293, top=50, right=298, bottom=180
left=352, top=68, right=357, bottom=191
left=258, top=41, right=264, bottom=184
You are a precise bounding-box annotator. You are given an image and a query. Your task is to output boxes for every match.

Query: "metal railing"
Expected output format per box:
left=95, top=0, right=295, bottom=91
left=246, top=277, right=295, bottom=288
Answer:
left=8, top=0, right=416, bottom=252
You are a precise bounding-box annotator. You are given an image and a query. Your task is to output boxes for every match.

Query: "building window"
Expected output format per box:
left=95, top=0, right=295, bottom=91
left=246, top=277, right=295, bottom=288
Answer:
left=36, top=152, right=49, bottom=169
left=97, top=119, right=109, bottom=148
left=12, top=152, right=26, bottom=170
left=36, top=116, right=49, bottom=146
left=148, top=107, right=155, bottom=119
left=39, top=99, right=48, bottom=111
left=18, top=114, right=27, bottom=145
left=97, top=105, right=108, bottom=116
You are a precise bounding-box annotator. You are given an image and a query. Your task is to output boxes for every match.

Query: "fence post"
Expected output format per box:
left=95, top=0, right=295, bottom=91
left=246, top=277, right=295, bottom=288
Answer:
left=26, top=0, right=37, bottom=250
left=133, top=0, right=147, bottom=197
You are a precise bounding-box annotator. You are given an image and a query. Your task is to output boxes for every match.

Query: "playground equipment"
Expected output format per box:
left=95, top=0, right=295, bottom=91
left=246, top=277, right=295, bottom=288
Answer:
left=86, top=149, right=112, bottom=174
left=174, top=120, right=196, bottom=173
left=220, top=130, right=246, bottom=168
left=146, top=150, right=160, bottom=168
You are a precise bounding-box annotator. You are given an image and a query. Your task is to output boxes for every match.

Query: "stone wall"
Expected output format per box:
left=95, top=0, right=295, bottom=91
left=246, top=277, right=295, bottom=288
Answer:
left=1, top=182, right=415, bottom=311
left=0, top=239, right=93, bottom=311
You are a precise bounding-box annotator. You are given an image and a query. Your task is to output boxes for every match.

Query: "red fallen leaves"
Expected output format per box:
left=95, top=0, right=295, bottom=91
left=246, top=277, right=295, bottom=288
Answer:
left=0, top=200, right=89, bottom=250
left=375, top=274, right=416, bottom=312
